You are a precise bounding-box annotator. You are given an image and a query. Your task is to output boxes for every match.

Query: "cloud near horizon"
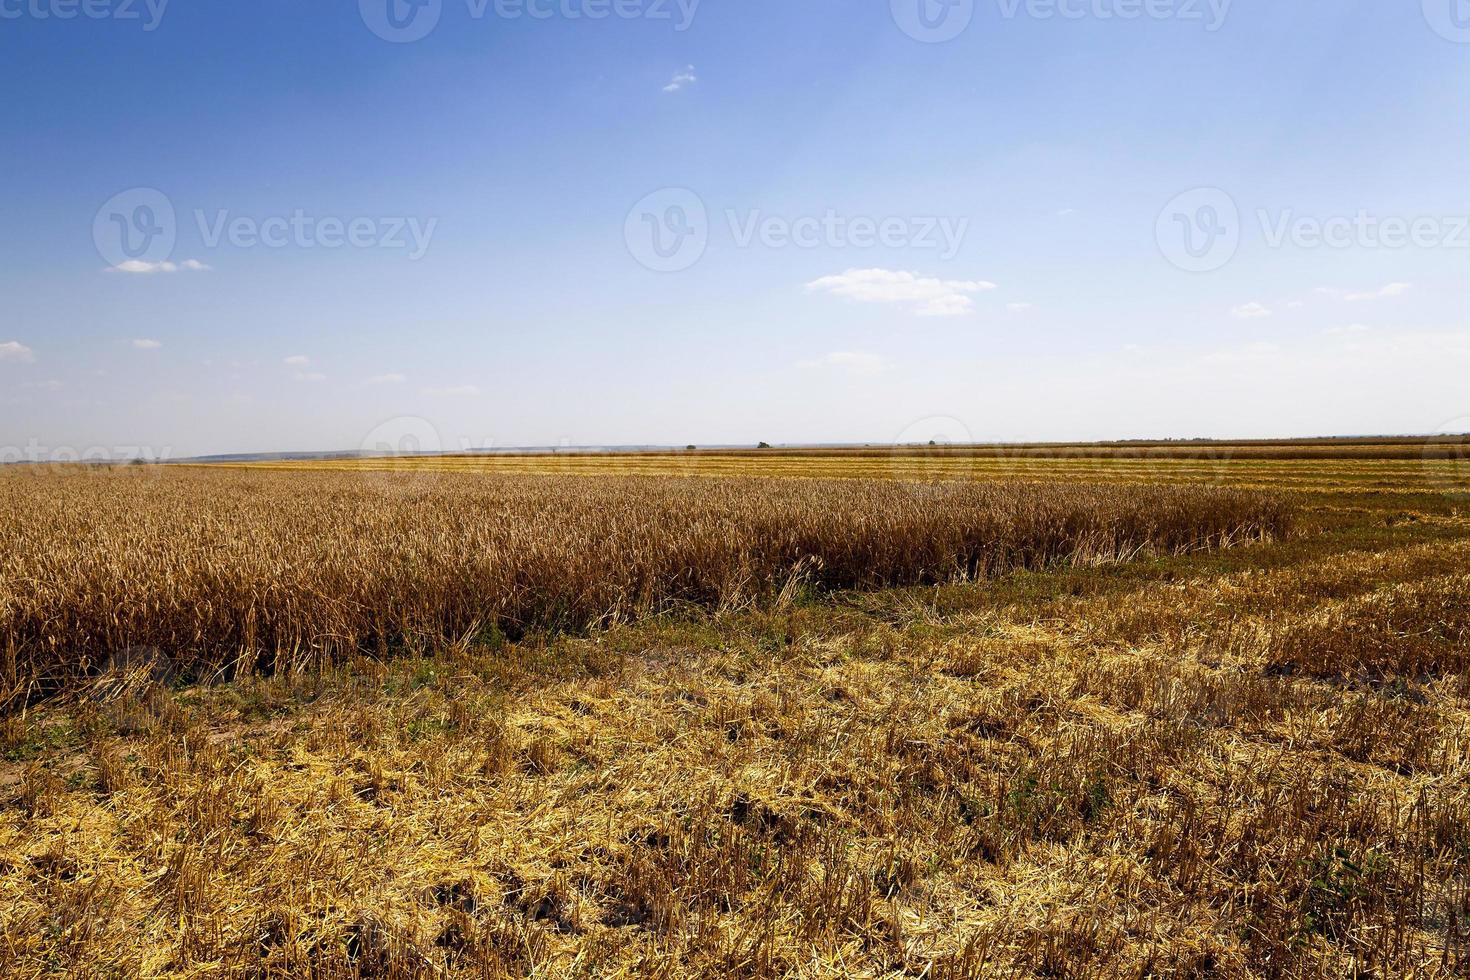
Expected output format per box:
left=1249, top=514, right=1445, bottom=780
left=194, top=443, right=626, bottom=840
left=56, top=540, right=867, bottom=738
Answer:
left=1316, top=282, right=1413, bottom=302
left=0, top=340, right=35, bottom=362
left=805, top=269, right=998, bottom=317
left=1345, top=282, right=1413, bottom=301
left=1231, top=302, right=1272, bottom=319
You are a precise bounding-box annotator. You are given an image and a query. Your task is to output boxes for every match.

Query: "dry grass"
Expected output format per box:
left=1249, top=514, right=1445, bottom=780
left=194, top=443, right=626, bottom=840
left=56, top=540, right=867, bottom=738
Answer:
left=1265, top=574, right=1470, bottom=682
left=2, top=453, right=1468, bottom=978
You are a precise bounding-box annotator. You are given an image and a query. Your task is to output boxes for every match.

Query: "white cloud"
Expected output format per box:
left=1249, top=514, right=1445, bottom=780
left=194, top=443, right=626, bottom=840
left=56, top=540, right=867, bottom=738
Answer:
left=799, top=351, right=887, bottom=377
left=1006, top=302, right=1035, bottom=314
left=1056, top=208, right=1076, bottom=217
left=365, top=373, right=407, bottom=385
left=1286, top=300, right=1305, bottom=310
left=1323, top=323, right=1372, bottom=337
left=1318, top=282, right=1413, bottom=302
left=132, top=338, right=163, bottom=350
left=423, top=384, right=481, bottom=397
left=109, top=259, right=210, bottom=274
left=1231, top=302, right=1272, bottom=319
left=23, top=380, right=63, bottom=391
left=806, top=269, right=998, bottom=317
left=0, top=341, right=34, bottom=363
left=663, top=65, right=697, bottom=93
left=293, top=372, right=327, bottom=383
left=284, top=355, right=311, bottom=367
left=1347, top=282, right=1412, bottom=301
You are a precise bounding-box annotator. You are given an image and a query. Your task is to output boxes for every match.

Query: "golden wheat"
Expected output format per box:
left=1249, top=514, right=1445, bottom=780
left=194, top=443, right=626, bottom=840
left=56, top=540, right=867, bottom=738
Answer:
left=0, top=467, right=1290, bottom=701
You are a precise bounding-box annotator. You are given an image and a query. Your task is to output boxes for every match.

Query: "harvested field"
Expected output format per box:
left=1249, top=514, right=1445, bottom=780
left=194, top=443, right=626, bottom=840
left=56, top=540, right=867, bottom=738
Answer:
left=1, top=452, right=1468, bottom=978
left=223, top=446, right=1470, bottom=496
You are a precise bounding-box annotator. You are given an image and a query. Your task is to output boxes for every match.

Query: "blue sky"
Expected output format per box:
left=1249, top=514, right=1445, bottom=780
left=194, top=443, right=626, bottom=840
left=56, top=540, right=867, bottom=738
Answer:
left=3, top=0, right=1470, bottom=458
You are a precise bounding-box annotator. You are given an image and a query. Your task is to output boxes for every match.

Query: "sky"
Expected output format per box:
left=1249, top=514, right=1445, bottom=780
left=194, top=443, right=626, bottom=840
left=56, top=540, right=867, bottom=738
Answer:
left=3, top=0, right=1470, bottom=459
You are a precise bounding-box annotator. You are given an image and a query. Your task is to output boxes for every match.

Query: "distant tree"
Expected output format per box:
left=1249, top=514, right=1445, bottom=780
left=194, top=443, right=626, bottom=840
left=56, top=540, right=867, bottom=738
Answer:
left=686, top=445, right=697, bottom=451
left=757, top=442, right=772, bottom=449
left=928, top=440, right=937, bottom=446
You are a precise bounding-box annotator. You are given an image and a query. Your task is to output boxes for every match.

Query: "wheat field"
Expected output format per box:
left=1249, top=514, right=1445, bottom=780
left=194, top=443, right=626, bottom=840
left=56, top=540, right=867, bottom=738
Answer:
left=1, top=450, right=1467, bottom=978
left=0, top=467, right=1289, bottom=704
